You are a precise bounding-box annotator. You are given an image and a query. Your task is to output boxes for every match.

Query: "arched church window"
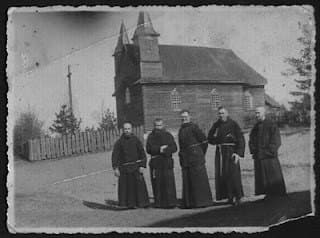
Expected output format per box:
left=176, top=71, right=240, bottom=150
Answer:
left=243, top=91, right=253, bottom=111
left=210, top=89, right=221, bottom=110
left=125, top=87, right=131, bottom=104
left=170, top=88, right=181, bottom=111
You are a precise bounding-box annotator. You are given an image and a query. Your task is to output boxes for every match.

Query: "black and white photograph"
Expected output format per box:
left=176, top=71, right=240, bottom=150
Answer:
left=6, top=5, right=315, bottom=232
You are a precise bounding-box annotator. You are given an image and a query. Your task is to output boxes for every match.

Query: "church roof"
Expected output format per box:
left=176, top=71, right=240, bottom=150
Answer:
left=126, top=44, right=267, bottom=86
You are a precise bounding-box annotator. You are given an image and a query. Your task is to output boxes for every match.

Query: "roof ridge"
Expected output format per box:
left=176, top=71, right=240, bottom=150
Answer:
left=158, top=44, right=232, bottom=51
left=126, top=43, right=232, bottom=53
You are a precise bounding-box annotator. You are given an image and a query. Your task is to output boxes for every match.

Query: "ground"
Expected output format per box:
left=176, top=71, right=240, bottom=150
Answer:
left=10, top=128, right=312, bottom=229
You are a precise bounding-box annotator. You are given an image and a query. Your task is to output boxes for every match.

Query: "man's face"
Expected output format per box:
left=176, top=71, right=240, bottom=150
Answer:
left=218, top=109, right=228, bottom=121
left=180, top=112, right=191, bottom=124
left=154, top=120, right=164, bottom=130
left=123, top=123, right=132, bottom=135
left=255, top=107, right=265, bottom=121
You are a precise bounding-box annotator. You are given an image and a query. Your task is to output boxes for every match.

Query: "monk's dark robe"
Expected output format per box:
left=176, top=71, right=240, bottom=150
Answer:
left=112, top=133, right=150, bottom=208
left=208, top=117, right=245, bottom=201
left=249, top=119, right=286, bottom=196
left=146, top=128, right=178, bottom=208
left=178, top=122, right=213, bottom=208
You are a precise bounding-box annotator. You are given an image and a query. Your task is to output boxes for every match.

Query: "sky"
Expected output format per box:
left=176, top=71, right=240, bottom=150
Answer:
left=7, top=6, right=314, bottom=131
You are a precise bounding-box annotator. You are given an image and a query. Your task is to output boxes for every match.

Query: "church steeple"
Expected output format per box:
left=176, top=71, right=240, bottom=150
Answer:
left=131, top=11, right=162, bottom=79
left=132, top=11, right=160, bottom=43
left=113, top=20, right=130, bottom=56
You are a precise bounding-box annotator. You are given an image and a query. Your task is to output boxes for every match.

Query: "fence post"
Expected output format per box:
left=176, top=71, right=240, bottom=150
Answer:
left=93, top=131, right=98, bottom=152
left=35, top=139, right=41, bottom=160
left=100, top=130, right=105, bottom=151
left=75, top=131, right=80, bottom=154
left=71, top=134, right=76, bottom=155
left=102, top=130, right=107, bottom=151
left=86, top=131, right=90, bottom=152
left=83, top=131, right=88, bottom=153
left=96, top=130, right=101, bottom=151
left=53, top=138, right=57, bottom=158
left=62, top=135, right=67, bottom=157
left=79, top=132, right=84, bottom=154
left=40, top=136, right=46, bottom=160
left=45, top=137, right=50, bottom=159
left=54, top=138, right=59, bottom=158
left=51, top=138, right=57, bottom=159
left=58, top=137, right=63, bottom=158
left=67, top=134, right=72, bottom=156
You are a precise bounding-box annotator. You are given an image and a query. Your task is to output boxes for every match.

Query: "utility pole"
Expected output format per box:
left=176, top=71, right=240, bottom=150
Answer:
left=67, top=64, right=73, bottom=115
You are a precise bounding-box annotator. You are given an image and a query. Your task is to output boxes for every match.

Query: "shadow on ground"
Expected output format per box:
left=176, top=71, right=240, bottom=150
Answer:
left=82, top=200, right=132, bottom=211
left=146, top=191, right=311, bottom=227
left=83, top=198, right=232, bottom=211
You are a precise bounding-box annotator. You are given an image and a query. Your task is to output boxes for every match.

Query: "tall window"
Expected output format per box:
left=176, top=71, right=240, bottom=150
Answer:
left=243, top=91, right=253, bottom=111
left=210, top=88, right=221, bottom=110
left=125, top=87, right=131, bottom=104
left=170, top=88, right=181, bottom=111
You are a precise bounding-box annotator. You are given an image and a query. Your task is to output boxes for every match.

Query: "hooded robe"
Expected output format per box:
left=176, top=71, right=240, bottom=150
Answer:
left=249, top=119, right=286, bottom=196
left=178, top=122, right=213, bottom=208
left=112, top=133, right=150, bottom=208
left=146, top=128, right=178, bottom=208
left=208, top=117, right=245, bottom=201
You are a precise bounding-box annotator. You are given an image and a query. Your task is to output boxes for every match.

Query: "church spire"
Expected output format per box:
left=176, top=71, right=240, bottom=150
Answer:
left=114, top=20, right=130, bottom=55
left=132, top=11, right=160, bottom=41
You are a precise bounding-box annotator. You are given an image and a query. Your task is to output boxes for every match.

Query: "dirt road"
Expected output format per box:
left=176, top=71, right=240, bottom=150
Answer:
left=11, top=130, right=312, bottom=230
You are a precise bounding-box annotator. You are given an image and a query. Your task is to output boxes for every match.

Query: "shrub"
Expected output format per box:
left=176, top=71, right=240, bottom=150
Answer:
left=99, top=109, right=117, bottom=131
left=13, top=110, right=44, bottom=155
left=49, top=104, right=82, bottom=135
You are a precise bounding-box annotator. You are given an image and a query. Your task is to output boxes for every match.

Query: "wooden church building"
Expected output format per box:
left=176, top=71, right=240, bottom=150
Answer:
left=112, top=12, right=271, bottom=131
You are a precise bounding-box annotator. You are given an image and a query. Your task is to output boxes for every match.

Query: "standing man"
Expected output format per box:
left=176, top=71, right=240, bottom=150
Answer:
left=178, top=109, right=213, bottom=208
left=146, top=118, right=178, bottom=208
left=208, top=106, right=245, bottom=205
left=111, top=122, right=150, bottom=208
left=249, top=106, right=286, bottom=199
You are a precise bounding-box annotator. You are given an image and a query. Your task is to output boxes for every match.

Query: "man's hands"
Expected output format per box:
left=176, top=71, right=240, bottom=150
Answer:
left=160, top=145, right=168, bottom=153
left=114, top=168, right=120, bottom=177
left=139, top=167, right=145, bottom=174
left=114, top=167, right=145, bottom=177
left=232, top=153, right=241, bottom=164
left=151, top=169, right=156, bottom=179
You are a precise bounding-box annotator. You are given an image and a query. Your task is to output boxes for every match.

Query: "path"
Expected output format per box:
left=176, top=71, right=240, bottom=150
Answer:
left=11, top=130, right=312, bottom=229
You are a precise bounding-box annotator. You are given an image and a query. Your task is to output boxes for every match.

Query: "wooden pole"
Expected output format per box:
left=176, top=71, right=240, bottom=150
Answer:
left=67, top=64, right=73, bottom=114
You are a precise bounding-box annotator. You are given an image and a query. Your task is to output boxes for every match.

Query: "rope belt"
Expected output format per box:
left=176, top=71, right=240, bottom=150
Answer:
left=217, top=143, right=236, bottom=177
left=218, top=143, right=236, bottom=146
left=188, top=140, right=208, bottom=148
left=151, top=155, right=161, bottom=159
left=121, top=160, right=143, bottom=166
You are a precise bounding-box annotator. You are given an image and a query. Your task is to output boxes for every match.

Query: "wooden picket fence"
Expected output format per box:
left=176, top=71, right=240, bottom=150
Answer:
left=23, top=126, right=144, bottom=161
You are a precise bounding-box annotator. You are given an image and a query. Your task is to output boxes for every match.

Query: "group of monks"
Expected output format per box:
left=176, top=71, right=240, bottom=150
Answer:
left=111, top=106, right=287, bottom=209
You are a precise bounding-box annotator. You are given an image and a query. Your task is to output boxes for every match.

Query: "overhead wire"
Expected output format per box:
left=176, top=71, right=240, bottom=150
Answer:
left=9, top=13, right=164, bottom=80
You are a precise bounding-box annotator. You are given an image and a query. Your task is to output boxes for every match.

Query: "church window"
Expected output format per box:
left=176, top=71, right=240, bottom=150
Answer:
left=125, top=87, right=131, bottom=104
left=170, top=88, right=181, bottom=111
left=243, top=91, right=253, bottom=111
left=210, top=89, right=221, bottom=110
